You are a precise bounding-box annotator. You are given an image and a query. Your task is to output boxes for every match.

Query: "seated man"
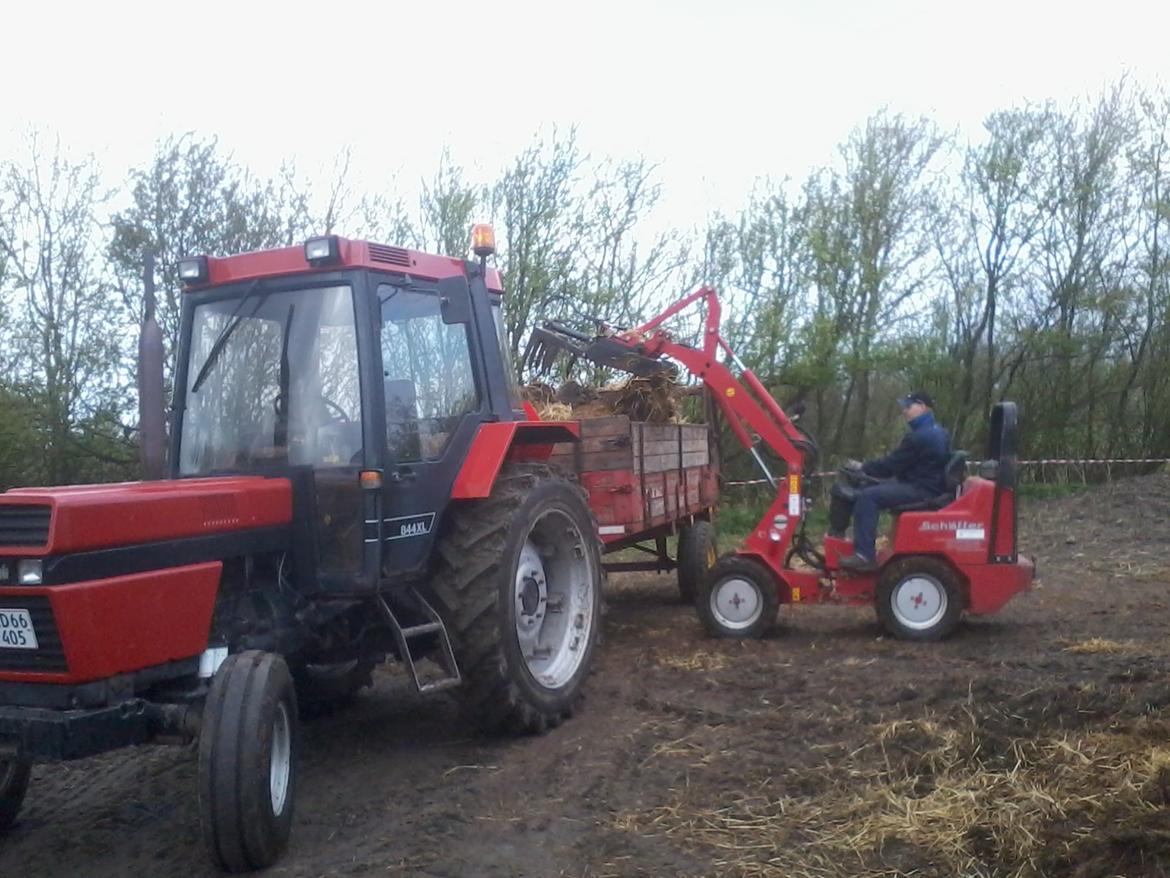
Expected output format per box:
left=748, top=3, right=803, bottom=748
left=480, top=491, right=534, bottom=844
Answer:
left=832, top=391, right=950, bottom=572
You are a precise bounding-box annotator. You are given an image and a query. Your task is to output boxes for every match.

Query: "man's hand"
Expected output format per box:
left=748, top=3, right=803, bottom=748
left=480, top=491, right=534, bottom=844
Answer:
left=843, top=458, right=864, bottom=472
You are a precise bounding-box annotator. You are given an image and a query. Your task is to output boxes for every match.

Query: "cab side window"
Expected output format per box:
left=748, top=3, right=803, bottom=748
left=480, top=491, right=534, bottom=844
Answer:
left=379, top=286, right=479, bottom=461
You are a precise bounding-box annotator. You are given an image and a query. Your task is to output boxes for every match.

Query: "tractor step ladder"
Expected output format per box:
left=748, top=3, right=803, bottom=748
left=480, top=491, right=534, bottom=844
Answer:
left=376, top=588, right=462, bottom=694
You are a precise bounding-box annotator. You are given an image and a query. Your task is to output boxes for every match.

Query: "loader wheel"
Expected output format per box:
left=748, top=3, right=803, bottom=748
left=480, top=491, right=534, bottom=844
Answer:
left=0, top=756, right=30, bottom=833
left=431, top=463, right=602, bottom=735
left=696, top=553, right=780, bottom=639
left=677, top=519, right=717, bottom=604
left=292, top=660, right=375, bottom=715
left=199, top=651, right=299, bottom=873
left=876, top=557, right=964, bottom=642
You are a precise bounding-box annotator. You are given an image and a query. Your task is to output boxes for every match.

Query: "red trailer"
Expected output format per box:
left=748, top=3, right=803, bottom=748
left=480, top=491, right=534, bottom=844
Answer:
left=549, top=415, right=720, bottom=601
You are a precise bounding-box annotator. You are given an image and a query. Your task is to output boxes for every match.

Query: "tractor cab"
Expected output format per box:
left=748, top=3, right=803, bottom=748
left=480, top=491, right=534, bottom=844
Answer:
left=172, top=233, right=526, bottom=594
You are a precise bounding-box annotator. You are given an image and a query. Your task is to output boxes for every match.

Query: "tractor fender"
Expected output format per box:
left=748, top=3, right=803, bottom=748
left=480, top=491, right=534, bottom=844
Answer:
left=450, top=421, right=580, bottom=499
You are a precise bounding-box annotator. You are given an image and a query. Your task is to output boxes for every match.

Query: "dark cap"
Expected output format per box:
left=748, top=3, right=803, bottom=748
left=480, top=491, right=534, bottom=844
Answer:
left=898, top=391, right=935, bottom=409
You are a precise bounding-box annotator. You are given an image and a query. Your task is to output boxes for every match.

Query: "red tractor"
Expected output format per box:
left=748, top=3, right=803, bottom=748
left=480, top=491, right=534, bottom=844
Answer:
left=0, top=229, right=603, bottom=870
left=527, top=286, right=1035, bottom=641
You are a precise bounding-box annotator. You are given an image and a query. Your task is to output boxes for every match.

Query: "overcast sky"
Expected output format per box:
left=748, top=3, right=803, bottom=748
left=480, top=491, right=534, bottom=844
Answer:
left=4, top=0, right=1168, bottom=236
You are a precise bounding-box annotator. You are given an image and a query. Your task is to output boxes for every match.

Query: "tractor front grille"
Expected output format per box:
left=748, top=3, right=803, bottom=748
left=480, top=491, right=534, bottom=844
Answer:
left=0, top=595, right=67, bottom=673
left=368, top=243, right=412, bottom=267
left=0, top=505, right=51, bottom=548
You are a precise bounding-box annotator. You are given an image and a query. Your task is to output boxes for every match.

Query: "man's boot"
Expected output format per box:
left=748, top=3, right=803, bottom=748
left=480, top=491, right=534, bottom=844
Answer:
left=838, top=552, right=878, bottom=572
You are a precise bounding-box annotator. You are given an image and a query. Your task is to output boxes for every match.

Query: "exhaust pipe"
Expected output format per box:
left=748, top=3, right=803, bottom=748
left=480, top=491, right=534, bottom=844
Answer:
left=138, top=252, right=166, bottom=480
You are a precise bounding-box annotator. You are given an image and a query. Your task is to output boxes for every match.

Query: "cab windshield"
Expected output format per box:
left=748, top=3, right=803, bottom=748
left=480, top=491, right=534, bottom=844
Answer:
left=179, top=284, right=362, bottom=475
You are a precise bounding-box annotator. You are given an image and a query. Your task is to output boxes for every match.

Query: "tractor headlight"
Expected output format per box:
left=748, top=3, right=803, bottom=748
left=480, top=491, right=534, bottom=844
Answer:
left=305, top=235, right=340, bottom=266
left=178, top=255, right=209, bottom=285
left=17, top=559, right=42, bottom=585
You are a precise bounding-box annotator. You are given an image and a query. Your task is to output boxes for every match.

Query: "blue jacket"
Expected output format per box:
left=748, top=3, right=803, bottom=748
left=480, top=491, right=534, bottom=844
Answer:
left=863, top=411, right=950, bottom=494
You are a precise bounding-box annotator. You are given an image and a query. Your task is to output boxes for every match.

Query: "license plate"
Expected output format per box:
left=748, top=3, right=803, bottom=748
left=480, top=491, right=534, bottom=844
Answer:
left=0, top=608, right=38, bottom=650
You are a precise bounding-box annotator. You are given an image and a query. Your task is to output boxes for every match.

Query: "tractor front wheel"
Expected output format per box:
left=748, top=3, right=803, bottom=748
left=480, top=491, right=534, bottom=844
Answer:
left=432, top=463, right=602, bottom=735
left=695, top=554, right=780, bottom=639
left=199, top=651, right=299, bottom=872
left=0, top=755, right=30, bottom=833
left=677, top=519, right=717, bottom=604
left=875, top=557, right=964, bottom=641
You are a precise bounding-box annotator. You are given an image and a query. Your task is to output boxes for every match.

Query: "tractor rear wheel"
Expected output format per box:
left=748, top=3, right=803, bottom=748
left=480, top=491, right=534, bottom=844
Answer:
left=676, top=519, right=717, bottom=604
left=695, top=553, right=780, bottom=639
left=875, top=557, right=964, bottom=641
left=431, top=463, right=602, bottom=735
left=0, top=756, right=30, bottom=833
left=199, top=651, right=299, bottom=873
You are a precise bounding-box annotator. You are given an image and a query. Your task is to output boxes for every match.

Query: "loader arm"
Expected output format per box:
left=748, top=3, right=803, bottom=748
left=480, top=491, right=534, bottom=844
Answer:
left=527, top=286, right=815, bottom=566
left=626, top=287, right=810, bottom=483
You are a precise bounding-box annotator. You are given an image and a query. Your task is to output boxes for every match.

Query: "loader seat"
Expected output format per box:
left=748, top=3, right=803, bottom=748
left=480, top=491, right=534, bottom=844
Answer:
left=888, top=451, right=970, bottom=513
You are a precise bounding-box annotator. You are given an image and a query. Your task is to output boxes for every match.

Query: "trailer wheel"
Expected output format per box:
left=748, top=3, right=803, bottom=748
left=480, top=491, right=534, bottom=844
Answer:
left=677, top=519, right=717, bottom=603
left=431, top=463, right=602, bottom=735
left=696, top=553, right=779, bottom=639
left=0, top=756, right=30, bottom=833
left=876, top=557, right=964, bottom=642
left=292, top=660, right=375, bottom=715
left=199, top=651, right=299, bottom=873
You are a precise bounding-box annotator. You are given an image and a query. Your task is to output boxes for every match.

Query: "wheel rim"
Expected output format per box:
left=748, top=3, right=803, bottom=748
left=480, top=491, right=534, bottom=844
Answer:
left=709, top=576, right=763, bottom=630
left=269, top=701, right=292, bottom=816
left=890, top=573, right=948, bottom=631
left=513, top=507, right=596, bottom=690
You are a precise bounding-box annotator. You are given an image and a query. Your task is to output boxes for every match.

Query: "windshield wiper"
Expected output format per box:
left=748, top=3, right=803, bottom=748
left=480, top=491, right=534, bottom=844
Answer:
left=190, top=280, right=266, bottom=393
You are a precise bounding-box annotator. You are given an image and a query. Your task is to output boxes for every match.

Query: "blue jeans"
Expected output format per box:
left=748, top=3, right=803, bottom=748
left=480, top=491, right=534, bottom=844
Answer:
left=852, top=481, right=933, bottom=559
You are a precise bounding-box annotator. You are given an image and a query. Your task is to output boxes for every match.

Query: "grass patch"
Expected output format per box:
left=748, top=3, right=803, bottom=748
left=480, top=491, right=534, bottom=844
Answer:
left=1062, top=637, right=1131, bottom=655
left=718, top=503, right=830, bottom=549
left=1017, top=482, right=1092, bottom=501
left=649, top=649, right=730, bottom=672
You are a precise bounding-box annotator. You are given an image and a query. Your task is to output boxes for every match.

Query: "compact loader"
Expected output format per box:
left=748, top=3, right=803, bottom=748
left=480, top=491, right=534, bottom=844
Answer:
left=526, top=286, right=1034, bottom=641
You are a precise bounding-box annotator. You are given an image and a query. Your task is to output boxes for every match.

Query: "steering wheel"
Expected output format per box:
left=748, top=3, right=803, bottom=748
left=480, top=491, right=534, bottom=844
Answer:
left=319, top=395, right=350, bottom=424
left=272, top=392, right=351, bottom=424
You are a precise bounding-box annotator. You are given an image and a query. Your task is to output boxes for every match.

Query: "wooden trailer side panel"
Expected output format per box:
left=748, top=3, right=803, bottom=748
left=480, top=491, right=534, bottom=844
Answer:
left=547, top=416, right=633, bottom=473
left=547, top=415, right=719, bottom=546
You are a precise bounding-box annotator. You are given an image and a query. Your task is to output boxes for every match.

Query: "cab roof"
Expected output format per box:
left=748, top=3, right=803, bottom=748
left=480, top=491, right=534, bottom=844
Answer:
left=185, top=237, right=504, bottom=294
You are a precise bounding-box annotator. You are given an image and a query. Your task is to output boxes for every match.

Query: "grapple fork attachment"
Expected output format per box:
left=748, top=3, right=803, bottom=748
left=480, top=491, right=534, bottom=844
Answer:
left=523, top=321, right=674, bottom=378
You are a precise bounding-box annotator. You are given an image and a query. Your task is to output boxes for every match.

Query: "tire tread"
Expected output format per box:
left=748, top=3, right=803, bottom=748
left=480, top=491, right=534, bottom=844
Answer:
left=430, top=463, right=602, bottom=735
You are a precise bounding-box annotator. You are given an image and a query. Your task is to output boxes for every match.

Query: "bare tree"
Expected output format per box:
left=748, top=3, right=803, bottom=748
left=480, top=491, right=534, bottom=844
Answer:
left=1026, top=85, right=1137, bottom=456
left=802, top=112, right=944, bottom=453
left=0, top=135, right=128, bottom=483
left=419, top=149, right=482, bottom=257
left=110, top=135, right=314, bottom=394
left=934, top=106, right=1052, bottom=444
left=490, top=130, right=583, bottom=365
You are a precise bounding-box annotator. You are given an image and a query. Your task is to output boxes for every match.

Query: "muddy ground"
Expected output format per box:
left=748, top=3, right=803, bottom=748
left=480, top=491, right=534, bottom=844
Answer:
left=4, top=475, right=1170, bottom=877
